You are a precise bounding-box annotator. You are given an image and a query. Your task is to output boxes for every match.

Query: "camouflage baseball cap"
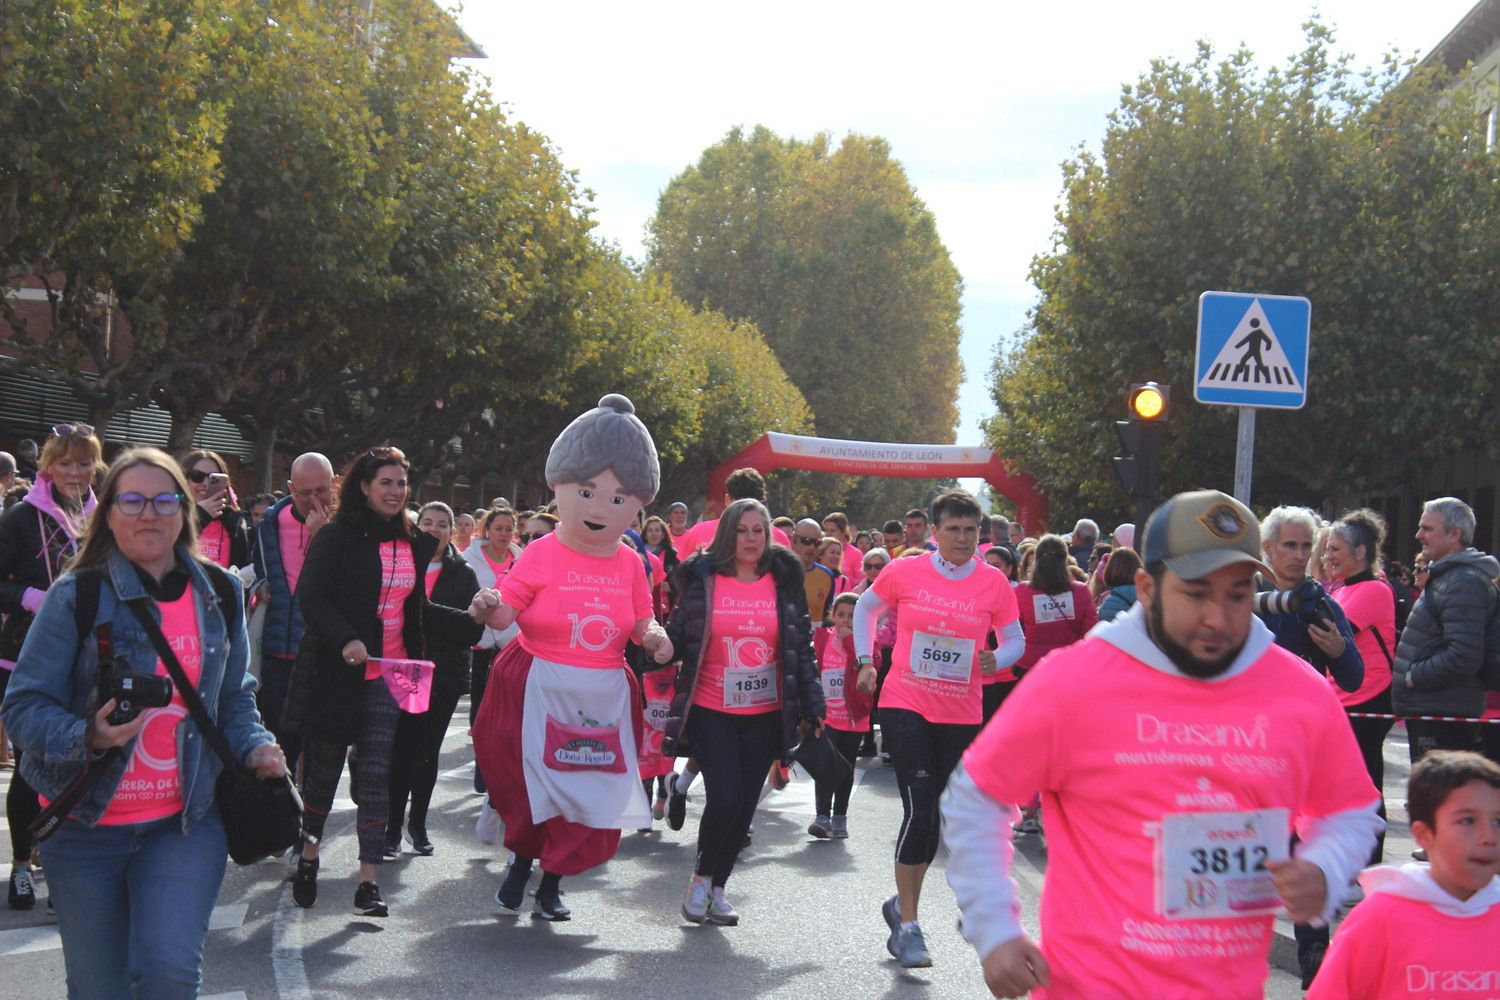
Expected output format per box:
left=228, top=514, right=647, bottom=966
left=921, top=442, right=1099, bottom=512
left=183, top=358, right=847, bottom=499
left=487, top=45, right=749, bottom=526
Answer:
left=1141, top=490, right=1274, bottom=581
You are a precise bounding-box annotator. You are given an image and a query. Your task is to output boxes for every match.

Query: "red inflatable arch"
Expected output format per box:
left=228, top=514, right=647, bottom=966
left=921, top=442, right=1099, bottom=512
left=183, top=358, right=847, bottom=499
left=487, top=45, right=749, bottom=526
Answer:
left=707, top=432, right=1048, bottom=534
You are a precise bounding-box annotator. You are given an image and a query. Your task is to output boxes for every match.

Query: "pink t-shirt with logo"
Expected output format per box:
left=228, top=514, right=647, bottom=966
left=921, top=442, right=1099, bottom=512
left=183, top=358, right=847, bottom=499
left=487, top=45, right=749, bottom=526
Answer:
left=99, top=590, right=203, bottom=825
left=368, top=540, right=415, bottom=680
left=277, top=510, right=312, bottom=595
left=199, top=519, right=230, bottom=567
left=872, top=556, right=1019, bottom=725
left=500, top=533, right=652, bottom=669
left=1305, top=891, right=1500, bottom=999
left=963, top=638, right=1378, bottom=999
left=818, top=626, right=868, bottom=732
left=1331, top=578, right=1395, bottom=706
left=693, top=574, right=780, bottom=716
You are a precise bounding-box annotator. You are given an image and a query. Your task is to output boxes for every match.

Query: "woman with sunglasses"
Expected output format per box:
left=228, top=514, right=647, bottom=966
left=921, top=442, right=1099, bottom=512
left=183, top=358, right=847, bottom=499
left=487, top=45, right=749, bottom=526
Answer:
left=0, top=423, right=102, bottom=911
left=285, top=447, right=479, bottom=917
left=2, top=447, right=283, bottom=998
left=180, top=449, right=252, bottom=572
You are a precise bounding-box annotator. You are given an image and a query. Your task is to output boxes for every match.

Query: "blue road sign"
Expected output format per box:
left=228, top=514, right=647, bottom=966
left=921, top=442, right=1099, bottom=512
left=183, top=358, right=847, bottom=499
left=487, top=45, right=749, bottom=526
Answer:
left=1194, top=291, right=1311, bottom=409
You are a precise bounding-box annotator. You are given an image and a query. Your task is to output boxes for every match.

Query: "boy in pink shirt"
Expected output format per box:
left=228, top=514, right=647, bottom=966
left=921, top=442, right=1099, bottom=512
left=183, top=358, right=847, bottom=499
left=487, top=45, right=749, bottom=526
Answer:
left=1307, top=750, right=1500, bottom=999
left=943, top=490, right=1384, bottom=999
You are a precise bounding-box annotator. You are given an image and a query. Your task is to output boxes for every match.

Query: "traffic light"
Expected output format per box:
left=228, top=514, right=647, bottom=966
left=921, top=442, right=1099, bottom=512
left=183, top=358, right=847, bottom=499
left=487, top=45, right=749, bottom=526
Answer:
left=1114, top=383, right=1169, bottom=549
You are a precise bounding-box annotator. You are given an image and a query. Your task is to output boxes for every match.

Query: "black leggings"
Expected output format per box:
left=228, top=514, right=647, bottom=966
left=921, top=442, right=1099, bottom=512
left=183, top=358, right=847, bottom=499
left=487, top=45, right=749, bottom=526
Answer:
left=981, top=679, right=1017, bottom=725
left=7, top=748, right=39, bottom=863
left=469, top=648, right=494, bottom=726
left=814, top=728, right=864, bottom=817
left=880, top=707, right=979, bottom=866
left=388, top=680, right=463, bottom=834
left=1345, top=687, right=1394, bottom=864
left=301, top=680, right=401, bottom=864
left=687, top=707, right=780, bottom=887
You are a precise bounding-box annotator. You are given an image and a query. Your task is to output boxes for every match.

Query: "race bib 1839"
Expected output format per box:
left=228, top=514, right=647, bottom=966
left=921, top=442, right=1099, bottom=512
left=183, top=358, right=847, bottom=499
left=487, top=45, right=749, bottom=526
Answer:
left=1157, top=808, right=1289, bottom=920
left=724, top=664, right=777, bottom=709
left=907, top=630, right=975, bottom=685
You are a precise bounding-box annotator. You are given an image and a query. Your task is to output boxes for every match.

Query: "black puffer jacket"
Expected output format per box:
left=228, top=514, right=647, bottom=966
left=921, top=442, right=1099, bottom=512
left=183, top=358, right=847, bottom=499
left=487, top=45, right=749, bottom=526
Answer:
left=1392, top=547, right=1499, bottom=717
left=288, top=508, right=480, bottom=743
left=662, top=546, right=823, bottom=759
left=425, top=542, right=481, bottom=700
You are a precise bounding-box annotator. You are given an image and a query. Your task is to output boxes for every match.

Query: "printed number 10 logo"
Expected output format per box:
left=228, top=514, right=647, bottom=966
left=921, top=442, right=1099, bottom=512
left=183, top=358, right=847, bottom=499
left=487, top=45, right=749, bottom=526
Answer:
left=568, top=614, right=620, bottom=652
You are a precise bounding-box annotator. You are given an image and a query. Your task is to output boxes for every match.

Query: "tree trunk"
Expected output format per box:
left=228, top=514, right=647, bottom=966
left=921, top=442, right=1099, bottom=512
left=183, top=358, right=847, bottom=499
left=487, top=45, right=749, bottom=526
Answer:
left=166, top=407, right=207, bottom=455
left=253, top=419, right=280, bottom=493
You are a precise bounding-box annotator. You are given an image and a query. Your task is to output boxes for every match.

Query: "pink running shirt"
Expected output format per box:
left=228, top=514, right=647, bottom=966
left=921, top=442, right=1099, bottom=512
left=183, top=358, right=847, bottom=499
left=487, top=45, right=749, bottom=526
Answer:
left=199, top=519, right=230, bottom=567
left=500, top=533, right=652, bottom=669
left=99, top=589, right=203, bottom=825
left=1331, top=578, right=1395, bottom=706
left=871, top=556, right=1018, bottom=725
left=963, top=637, right=1378, bottom=999
left=1305, top=891, right=1500, bottom=999
left=277, top=511, right=311, bottom=595
left=692, top=574, right=780, bottom=716
left=369, top=540, right=415, bottom=680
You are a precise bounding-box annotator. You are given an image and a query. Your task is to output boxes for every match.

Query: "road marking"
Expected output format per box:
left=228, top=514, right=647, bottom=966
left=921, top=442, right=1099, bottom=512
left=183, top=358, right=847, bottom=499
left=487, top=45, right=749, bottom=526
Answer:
left=0, top=903, right=247, bottom=957
left=204, top=993, right=249, bottom=1000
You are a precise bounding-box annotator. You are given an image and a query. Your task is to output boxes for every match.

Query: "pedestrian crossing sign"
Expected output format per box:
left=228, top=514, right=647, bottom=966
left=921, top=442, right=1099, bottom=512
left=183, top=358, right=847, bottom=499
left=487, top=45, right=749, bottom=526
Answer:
left=1194, top=291, right=1311, bottom=409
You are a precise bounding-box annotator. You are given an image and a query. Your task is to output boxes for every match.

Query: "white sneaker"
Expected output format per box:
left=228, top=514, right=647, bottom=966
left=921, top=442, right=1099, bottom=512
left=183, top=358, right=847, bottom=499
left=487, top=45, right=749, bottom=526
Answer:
left=707, top=891, right=739, bottom=926
left=474, top=797, right=501, bottom=846
left=681, top=880, right=710, bottom=923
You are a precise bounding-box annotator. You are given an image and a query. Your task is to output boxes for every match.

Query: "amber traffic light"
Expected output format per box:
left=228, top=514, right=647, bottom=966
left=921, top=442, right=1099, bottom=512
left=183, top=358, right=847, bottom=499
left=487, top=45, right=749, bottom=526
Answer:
left=1127, top=381, right=1168, bottom=422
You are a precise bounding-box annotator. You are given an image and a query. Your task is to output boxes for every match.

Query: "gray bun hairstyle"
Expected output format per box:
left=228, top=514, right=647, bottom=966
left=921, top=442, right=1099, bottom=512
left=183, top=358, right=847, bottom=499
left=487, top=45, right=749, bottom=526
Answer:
left=545, top=393, right=660, bottom=502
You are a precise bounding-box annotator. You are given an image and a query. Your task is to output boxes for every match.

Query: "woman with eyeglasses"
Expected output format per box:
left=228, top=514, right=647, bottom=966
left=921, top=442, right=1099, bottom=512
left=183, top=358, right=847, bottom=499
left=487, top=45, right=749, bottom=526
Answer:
left=2, top=447, right=283, bottom=998
left=180, top=449, right=252, bottom=573
left=0, top=423, right=102, bottom=912
left=285, top=447, right=480, bottom=917
left=385, top=502, right=481, bottom=857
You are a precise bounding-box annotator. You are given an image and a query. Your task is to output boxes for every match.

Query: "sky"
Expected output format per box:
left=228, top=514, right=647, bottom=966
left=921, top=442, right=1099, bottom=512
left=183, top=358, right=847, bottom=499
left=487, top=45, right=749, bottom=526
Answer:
left=452, top=0, right=1478, bottom=493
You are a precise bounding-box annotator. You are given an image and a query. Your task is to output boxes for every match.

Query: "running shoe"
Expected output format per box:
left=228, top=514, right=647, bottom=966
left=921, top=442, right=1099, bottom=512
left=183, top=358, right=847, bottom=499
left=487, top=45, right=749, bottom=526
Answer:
left=892, top=923, right=933, bottom=969
left=382, top=834, right=401, bottom=860
left=681, top=880, right=710, bottom=924
left=882, top=895, right=901, bottom=936
left=475, top=797, right=501, bottom=846
left=407, top=826, right=435, bottom=857
left=880, top=751, right=892, bottom=765
left=353, top=881, right=388, bottom=918
left=1013, top=808, right=1042, bottom=837
left=667, top=788, right=688, bottom=831
left=8, top=868, right=36, bottom=910
left=495, top=861, right=532, bottom=911
left=532, top=886, right=571, bottom=922
left=292, top=856, right=319, bottom=909
left=707, top=892, right=739, bottom=926
left=808, top=815, right=833, bottom=839
left=652, top=790, right=668, bottom=821
left=1411, top=848, right=1429, bottom=862
left=832, top=815, right=849, bottom=839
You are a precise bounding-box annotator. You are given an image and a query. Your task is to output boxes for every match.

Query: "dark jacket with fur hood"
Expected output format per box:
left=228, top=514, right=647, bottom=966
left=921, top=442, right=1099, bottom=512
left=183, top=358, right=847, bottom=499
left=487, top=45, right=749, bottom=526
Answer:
left=662, top=546, right=824, bottom=760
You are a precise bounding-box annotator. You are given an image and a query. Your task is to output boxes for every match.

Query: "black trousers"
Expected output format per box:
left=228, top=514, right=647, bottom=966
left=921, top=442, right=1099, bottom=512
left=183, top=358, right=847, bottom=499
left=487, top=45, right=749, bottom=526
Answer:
left=257, top=654, right=302, bottom=771
left=813, top=728, right=864, bottom=817
left=687, top=707, right=780, bottom=887
left=1406, top=717, right=1480, bottom=764
left=388, top=681, right=464, bottom=835
left=982, top=679, right=1018, bottom=725
left=1346, top=686, right=1394, bottom=864
left=880, top=707, right=979, bottom=866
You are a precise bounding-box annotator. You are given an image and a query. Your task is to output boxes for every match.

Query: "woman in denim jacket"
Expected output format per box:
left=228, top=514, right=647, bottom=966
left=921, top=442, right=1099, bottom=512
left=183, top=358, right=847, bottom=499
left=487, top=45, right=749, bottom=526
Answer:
left=0, top=447, right=282, bottom=1000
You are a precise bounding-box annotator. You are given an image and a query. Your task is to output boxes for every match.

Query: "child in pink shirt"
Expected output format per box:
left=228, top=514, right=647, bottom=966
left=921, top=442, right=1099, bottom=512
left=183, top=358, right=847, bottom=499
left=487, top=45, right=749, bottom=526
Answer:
left=1307, top=750, right=1500, bottom=999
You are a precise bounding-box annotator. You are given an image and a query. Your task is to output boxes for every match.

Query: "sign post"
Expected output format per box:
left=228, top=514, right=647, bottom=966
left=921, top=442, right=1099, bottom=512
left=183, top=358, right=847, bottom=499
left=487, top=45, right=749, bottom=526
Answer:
left=1195, top=291, right=1311, bottom=504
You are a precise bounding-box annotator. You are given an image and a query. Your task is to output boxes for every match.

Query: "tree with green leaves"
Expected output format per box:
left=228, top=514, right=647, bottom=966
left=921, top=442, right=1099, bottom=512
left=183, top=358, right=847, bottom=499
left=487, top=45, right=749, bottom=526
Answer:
left=987, top=25, right=1500, bottom=526
left=648, top=125, right=963, bottom=519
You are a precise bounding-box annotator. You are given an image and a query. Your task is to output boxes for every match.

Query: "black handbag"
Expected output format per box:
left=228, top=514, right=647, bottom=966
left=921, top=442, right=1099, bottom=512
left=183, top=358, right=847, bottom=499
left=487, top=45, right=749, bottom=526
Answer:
left=789, top=726, right=853, bottom=787
left=124, top=597, right=304, bottom=865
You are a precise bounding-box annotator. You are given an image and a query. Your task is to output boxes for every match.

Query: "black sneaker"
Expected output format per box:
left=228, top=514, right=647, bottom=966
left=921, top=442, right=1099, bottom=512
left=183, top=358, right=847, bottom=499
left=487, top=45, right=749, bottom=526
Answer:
left=495, top=860, right=533, bottom=911
left=292, top=856, right=319, bottom=908
left=8, top=868, right=36, bottom=910
left=407, top=826, right=434, bottom=857
left=532, top=885, right=571, bottom=922
left=667, top=788, right=688, bottom=831
left=354, top=881, right=388, bottom=918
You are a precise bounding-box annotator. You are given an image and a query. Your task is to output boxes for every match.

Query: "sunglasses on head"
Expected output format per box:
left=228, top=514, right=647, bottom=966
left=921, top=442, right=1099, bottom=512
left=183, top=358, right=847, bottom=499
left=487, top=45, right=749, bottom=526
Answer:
left=51, top=423, right=94, bottom=439
left=367, top=446, right=406, bottom=463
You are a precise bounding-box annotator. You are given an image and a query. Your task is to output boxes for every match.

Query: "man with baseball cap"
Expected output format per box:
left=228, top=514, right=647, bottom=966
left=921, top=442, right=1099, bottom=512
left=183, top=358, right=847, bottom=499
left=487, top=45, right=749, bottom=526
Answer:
left=942, top=490, right=1383, bottom=999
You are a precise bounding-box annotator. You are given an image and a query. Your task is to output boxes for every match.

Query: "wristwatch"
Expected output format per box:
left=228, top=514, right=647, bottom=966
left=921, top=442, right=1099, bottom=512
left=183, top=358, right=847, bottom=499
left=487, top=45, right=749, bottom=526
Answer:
left=857, top=655, right=875, bottom=669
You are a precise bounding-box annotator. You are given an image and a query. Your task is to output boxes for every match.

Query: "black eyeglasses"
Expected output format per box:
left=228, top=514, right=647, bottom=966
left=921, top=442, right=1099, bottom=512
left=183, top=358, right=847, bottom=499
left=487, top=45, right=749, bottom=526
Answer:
left=51, top=423, right=94, bottom=439
left=114, top=492, right=184, bottom=517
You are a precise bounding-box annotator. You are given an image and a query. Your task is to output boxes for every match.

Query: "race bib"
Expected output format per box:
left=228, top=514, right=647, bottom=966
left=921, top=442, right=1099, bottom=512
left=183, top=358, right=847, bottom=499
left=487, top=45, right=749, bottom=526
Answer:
left=724, top=664, right=777, bottom=709
left=1157, top=808, right=1289, bottom=919
left=644, top=698, right=672, bottom=732
left=908, top=630, right=975, bottom=685
left=821, top=666, right=846, bottom=703
left=1032, top=591, right=1075, bottom=624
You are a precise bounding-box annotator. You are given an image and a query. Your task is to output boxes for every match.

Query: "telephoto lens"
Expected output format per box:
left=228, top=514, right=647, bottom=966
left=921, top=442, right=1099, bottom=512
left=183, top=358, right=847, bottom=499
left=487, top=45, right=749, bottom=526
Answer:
left=1251, top=589, right=1298, bottom=618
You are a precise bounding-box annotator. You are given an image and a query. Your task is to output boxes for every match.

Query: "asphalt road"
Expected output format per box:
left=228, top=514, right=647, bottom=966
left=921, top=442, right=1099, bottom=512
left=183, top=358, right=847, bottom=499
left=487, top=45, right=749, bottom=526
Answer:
left=1, top=707, right=1392, bottom=999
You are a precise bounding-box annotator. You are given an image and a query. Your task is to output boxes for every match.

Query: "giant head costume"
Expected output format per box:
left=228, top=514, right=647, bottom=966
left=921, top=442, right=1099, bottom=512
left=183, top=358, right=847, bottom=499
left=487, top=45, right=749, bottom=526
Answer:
left=545, top=394, right=660, bottom=559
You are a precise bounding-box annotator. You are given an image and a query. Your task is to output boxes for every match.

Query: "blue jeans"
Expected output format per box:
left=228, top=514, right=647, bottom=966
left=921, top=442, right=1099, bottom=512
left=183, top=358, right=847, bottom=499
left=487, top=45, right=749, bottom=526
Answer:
left=40, top=807, right=228, bottom=1000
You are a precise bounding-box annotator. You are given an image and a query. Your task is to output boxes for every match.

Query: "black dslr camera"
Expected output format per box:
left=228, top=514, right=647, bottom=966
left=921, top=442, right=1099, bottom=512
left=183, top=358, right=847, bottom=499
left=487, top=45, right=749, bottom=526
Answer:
left=1252, top=584, right=1338, bottom=630
left=97, top=659, right=174, bottom=725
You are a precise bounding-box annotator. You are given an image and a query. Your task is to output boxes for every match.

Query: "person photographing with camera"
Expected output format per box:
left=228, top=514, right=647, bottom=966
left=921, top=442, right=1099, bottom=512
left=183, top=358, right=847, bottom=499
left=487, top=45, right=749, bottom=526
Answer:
left=1, top=448, right=284, bottom=999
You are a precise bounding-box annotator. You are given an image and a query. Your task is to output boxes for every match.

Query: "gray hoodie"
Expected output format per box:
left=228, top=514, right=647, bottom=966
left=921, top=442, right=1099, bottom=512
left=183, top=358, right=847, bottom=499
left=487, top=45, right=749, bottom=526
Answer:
left=1393, top=547, right=1499, bottom=718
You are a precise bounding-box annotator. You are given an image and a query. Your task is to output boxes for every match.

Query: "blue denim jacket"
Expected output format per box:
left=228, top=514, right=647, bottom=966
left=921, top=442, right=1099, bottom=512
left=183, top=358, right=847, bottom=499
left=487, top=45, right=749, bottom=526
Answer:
left=0, top=547, right=273, bottom=830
